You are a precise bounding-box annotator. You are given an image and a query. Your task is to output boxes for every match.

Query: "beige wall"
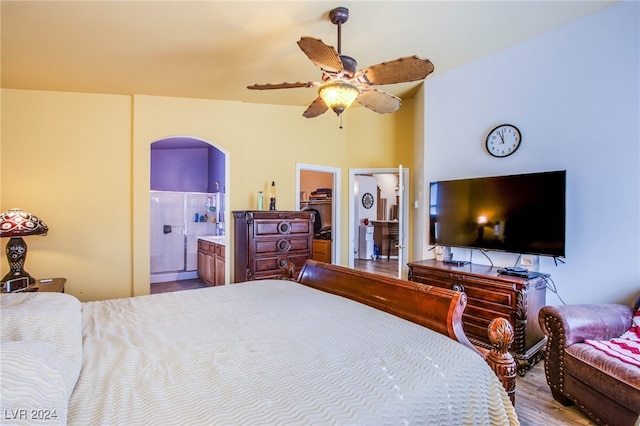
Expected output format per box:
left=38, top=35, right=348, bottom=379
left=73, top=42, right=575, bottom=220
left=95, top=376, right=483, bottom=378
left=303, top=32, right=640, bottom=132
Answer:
left=1, top=90, right=132, bottom=300
left=1, top=88, right=415, bottom=301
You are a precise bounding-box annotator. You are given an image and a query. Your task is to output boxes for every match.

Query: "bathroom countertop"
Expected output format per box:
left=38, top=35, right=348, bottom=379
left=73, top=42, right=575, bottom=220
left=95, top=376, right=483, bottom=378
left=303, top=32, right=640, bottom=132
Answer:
left=198, top=235, right=226, bottom=245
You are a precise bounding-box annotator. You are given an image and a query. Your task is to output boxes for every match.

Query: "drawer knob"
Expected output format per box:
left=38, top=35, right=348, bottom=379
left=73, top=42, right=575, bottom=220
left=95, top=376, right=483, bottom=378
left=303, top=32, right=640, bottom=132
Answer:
left=277, top=239, right=291, bottom=252
left=277, top=257, right=289, bottom=268
left=278, top=221, right=292, bottom=234
left=451, top=283, right=465, bottom=293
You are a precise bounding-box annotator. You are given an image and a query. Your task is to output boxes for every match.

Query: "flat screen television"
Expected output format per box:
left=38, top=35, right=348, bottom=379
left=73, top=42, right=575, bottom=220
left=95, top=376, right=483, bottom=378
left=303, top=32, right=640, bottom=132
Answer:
left=429, top=170, right=566, bottom=257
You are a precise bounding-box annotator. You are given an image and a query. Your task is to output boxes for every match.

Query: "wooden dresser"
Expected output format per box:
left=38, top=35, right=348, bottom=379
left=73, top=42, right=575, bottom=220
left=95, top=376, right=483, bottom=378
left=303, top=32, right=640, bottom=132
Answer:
left=407, top=259, right=547, bottom=375
left=233, top=210, right=314, bottom=282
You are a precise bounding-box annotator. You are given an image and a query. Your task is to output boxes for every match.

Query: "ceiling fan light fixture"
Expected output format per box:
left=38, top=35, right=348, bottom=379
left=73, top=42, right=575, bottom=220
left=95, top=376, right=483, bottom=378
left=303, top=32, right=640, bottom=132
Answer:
left=248, top=7, right=433, bottom=119
left=318, top=80, right=360, bottom=116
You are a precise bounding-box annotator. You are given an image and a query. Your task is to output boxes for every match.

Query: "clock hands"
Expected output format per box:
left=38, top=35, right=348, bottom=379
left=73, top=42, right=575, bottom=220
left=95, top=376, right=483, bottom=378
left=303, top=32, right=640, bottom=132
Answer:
left=486, top=124, right=521, bottom=158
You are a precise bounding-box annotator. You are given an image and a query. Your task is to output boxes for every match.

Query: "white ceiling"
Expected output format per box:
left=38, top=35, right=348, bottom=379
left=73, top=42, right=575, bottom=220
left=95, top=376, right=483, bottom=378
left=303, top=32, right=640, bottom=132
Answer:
left=1, top=1, right=615, bottom=109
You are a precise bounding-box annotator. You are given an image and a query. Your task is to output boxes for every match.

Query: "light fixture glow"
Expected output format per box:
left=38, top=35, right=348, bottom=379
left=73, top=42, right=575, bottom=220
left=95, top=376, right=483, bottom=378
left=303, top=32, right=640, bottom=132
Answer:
left=318, top=80, right=360, bottom=116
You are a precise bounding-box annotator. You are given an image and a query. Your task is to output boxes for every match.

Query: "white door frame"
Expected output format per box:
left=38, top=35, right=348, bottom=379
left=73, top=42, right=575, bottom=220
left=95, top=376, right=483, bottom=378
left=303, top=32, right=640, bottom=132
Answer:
left=348, top=167, right=410, bottom=278
left=296, top=163, right=341, bottom=264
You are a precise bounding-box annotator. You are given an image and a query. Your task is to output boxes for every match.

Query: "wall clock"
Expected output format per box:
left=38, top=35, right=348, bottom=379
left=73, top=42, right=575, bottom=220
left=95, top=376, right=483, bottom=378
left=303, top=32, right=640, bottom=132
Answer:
left=485, top=124, right=522, bottom=158
left=362, top=192, right=374, bottom=209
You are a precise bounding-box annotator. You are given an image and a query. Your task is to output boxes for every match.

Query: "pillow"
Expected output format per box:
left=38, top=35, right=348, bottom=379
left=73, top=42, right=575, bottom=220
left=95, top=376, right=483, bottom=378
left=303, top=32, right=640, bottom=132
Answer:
left=0, top=293, right=82, bottom=358
left=619, top=308, right=640, bottom=341
left=584, top=309, right=640, bottom=367
left=0, top=293, right=83, bottom=425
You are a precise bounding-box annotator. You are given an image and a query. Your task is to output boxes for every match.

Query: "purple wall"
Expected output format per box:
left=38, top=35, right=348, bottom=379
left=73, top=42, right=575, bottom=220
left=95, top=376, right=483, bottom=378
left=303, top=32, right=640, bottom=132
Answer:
left=150, top=138, right=225, bottom=193
left=208, top=147, right=225, bottom=193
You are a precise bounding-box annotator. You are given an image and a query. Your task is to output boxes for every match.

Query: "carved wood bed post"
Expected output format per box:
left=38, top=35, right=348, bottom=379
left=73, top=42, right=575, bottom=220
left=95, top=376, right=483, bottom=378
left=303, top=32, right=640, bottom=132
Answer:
left=486, top=318, right=517, bottom=405
left=278, top=261, right=297, bottom=280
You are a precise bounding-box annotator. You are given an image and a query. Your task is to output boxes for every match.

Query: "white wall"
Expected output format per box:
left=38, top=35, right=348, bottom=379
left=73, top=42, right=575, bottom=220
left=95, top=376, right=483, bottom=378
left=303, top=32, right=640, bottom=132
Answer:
left=419, top=2, right=639, bottom=305
left=354, top=175, right=378, bottom=253
left=376, top=174, right=399, bottom=220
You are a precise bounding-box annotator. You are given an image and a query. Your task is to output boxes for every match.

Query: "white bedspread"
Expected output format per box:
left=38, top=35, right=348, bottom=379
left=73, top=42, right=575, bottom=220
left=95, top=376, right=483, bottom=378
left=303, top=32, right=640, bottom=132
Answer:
left=3, top=280, right=519, bottom=425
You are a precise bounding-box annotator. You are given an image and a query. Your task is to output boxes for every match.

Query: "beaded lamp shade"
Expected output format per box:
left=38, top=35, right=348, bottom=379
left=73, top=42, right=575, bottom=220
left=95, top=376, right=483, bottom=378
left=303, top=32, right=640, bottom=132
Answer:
left=0, top=208, right=48, bottom=284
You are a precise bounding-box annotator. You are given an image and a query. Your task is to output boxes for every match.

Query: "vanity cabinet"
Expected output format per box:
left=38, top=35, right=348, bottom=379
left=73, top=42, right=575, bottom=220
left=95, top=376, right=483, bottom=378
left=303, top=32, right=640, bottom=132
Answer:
left=197, top=239, right=225, bottom=286
left=407, top=259, right=547, bottom=375
left=233, top=210, right=314, bottom=282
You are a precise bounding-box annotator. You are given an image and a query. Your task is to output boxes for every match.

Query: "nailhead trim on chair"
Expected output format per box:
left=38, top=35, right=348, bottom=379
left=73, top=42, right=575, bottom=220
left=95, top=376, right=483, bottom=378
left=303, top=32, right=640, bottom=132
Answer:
left=543, top=315, right=606, bottom=425
left=543, top=315, right=565, bottom=394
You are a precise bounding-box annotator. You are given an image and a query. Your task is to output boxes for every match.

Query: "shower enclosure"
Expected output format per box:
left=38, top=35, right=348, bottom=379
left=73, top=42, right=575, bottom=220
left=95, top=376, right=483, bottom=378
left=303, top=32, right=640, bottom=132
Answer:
left=150, top=191, right=221, bottom=283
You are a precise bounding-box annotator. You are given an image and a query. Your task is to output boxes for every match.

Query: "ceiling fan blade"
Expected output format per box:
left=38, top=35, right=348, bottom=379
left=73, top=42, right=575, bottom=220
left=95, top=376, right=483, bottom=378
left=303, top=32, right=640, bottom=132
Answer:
left=357, top=88, right=401, bottom=114
left=297, top=37, right=343, bottom=74
left=356, top=56, right=434, bottom=85
left=303, top=97, right=329, bottom=118
left=247, top=81, right=318, bottom=90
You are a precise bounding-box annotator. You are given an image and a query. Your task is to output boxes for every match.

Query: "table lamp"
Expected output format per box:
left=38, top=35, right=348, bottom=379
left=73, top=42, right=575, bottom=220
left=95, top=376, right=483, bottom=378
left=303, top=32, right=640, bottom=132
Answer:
left=0, top=208, right=48, bottom=284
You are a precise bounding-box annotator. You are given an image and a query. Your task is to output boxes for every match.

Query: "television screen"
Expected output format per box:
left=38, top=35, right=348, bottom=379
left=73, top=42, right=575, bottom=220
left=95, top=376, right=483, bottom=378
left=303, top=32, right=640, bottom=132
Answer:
left=429, top=171, right=566, bottom=257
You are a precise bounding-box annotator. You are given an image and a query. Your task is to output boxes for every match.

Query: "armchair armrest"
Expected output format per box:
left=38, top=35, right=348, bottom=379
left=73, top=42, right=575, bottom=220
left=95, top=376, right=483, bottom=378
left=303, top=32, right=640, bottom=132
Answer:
left=538, top=303, right=635, bottom=404
left=539, top=304, right=635, bottom=347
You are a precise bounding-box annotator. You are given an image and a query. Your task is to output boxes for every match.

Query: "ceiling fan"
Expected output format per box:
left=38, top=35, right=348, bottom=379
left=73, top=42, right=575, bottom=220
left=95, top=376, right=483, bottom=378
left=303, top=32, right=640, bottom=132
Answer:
left=247, top=7, right=434, bottom=118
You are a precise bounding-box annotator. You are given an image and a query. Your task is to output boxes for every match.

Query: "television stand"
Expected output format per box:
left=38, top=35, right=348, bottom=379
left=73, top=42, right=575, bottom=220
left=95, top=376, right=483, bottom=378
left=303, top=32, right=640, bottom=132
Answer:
left=407, top=259, right=547, bottom=376
left=443, top=259, right=470, bottom=267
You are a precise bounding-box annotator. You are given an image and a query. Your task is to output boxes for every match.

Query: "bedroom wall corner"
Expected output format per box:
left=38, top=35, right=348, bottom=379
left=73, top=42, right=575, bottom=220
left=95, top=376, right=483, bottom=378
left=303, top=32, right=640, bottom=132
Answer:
left=411, top=86, right=427, bottom=265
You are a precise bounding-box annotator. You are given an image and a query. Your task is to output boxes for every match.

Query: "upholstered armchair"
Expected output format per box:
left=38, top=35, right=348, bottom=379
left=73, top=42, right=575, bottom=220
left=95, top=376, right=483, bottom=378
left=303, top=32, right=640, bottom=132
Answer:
left=538, top=297, right=640, bottom=426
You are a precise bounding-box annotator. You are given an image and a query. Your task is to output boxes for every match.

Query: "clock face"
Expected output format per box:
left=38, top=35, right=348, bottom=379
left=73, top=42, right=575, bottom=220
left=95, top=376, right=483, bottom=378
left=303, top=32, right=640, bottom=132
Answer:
left=486, top=124, right=521, bottom=158
left=362, top=192, right=374, bottom=209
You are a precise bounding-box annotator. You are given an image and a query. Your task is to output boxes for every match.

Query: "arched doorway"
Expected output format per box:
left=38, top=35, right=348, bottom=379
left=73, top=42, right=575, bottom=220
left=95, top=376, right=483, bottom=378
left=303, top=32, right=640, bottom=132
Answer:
left=149, top=137, right=227, bottom=291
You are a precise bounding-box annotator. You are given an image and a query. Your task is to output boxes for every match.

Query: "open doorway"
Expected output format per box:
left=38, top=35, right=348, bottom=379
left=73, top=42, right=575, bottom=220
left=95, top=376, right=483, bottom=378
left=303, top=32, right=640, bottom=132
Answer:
left=296, top=163, right=341, bottom=265
left=149, top=137, right=227, bottom=294
left=349, top=167, right=409, bottom=279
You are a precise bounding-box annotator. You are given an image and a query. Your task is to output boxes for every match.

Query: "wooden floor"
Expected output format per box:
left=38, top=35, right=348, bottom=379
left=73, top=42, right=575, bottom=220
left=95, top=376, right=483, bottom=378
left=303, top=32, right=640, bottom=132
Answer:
left=151, top=260, right=595, bottom=426
left=354, top=258, right=400, bottom=278
left=150, top=278, right=207, bottom=294
left=516, top=362, right=595, bottom=426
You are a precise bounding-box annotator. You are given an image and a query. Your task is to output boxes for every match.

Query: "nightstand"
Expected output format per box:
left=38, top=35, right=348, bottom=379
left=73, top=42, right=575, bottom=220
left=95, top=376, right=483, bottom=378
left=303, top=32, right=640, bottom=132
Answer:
left=33, top=278, right=66, bottom=293
left=1, top=277, right=66, bottom=293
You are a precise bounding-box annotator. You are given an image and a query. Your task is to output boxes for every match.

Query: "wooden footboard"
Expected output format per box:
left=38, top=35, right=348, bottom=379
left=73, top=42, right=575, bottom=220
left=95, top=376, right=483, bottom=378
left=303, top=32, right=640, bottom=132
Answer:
left=292, top=260, right=517, bottom=404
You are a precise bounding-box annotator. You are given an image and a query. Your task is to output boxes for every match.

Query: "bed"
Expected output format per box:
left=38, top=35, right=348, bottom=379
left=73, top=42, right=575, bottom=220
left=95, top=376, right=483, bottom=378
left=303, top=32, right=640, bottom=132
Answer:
left=1, top=260, right=519, bottom=425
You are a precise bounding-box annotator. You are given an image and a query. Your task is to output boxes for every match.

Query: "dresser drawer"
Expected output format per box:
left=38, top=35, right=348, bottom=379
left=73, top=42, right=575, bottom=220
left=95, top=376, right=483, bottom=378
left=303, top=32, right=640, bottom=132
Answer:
left=254, top=237, right=310, bottom=255
left=252, top=253, right=310, bottom=277
left=459, top=283, right=516, bottom=314
left=312, top=240, right=332, bottom=262
left=254, top=219, right=311, bottom=237
left=411, top=268, right=516, bottom=313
